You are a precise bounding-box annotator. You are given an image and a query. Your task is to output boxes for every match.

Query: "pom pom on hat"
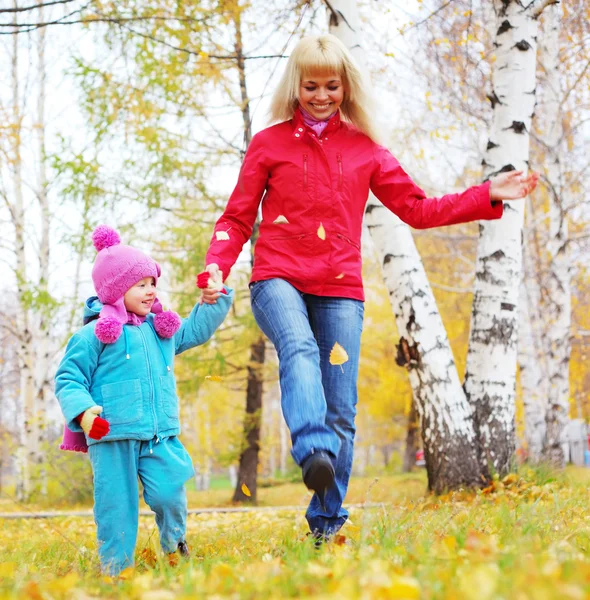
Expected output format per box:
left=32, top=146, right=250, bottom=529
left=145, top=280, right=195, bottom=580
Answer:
left=92, top=225, right=121, bottom=252
left=153, top=310, right=181, bottom=338
left=95, top=315, right=123, bottom=343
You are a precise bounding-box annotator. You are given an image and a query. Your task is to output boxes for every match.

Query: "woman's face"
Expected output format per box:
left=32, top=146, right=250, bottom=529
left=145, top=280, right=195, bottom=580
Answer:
left=299, top=73, right=344, bottom=119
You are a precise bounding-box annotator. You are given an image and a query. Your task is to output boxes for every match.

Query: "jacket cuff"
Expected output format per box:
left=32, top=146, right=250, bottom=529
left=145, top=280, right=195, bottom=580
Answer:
left=205, top=254, right=232, bottom=282
left=478, top=180, right=504, bottom=219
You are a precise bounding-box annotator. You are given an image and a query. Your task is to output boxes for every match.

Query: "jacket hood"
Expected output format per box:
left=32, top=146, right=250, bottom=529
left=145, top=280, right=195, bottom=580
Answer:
left=83, top=296, right=103, bottom=325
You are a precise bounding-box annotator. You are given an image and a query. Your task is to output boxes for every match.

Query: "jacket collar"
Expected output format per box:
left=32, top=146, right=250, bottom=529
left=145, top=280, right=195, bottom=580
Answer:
left=291, top=106, right=341, bottom=140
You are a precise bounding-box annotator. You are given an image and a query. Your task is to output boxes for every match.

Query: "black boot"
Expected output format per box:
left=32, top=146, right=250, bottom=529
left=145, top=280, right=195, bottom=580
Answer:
left=302, top=451, right=335, bottom=511
left=177, top=541, right=190, bottom=558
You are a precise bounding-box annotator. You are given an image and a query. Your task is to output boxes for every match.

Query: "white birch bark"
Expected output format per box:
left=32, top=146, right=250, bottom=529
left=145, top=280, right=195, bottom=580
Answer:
left=464, top=0, right=539, bottom=477
left=329, top=0, right=481, bottom=491
left=35, top=2, right=51, bottom=495
left=538, top=4, right=572, bottom=467
left=518, top=252, right=547, bottom=462
left=10, top=7, right=37, bottom=502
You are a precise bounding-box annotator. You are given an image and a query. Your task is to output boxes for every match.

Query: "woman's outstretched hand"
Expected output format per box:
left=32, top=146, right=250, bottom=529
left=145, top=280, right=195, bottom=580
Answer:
left=489, top=170, right=539, bottom=202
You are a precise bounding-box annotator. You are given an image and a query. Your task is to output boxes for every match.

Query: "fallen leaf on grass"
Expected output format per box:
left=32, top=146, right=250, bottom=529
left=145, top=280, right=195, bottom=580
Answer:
left=205, top=375, right=223, bottom=382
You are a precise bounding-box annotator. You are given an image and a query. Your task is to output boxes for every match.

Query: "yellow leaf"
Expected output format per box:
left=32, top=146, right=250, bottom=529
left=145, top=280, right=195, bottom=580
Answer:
left=205, top=375, right=223, bottom=382
left=216, top=230, right=230, bottom=241
left=388, top=576, right=421, bottom=598
left=317, top=223, right=326, bottom=240
left=118, top=566, right=135, bottom=580
left=241, top=483, right=251, bottom=497
left=329, top=342, right=349, bottom=371
left=335, top=273, right=344, bottom=279
left=273, top=215, right=289, bottom=224
left=0, top=562, right=17, bottom=578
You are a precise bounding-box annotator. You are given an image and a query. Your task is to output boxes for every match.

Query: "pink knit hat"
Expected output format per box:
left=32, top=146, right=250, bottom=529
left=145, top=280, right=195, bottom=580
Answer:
left=91, top=225, right=181, bottom=343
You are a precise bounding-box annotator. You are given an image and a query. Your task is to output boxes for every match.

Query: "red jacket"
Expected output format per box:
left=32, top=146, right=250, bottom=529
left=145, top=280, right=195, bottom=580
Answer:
left=206, top=108, right=503, bottom=301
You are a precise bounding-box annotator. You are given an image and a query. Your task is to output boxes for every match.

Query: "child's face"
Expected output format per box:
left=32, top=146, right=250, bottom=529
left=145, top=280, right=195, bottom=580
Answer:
left=299, top=72, right=344, bottom=120
left=123, top=277, right=156, bottom=316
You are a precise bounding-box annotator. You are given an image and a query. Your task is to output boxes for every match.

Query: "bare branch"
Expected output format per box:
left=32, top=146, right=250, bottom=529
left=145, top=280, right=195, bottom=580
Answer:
left=531, top=0, right=560, bottom=19
left=0, top=0, right=76, bottom=14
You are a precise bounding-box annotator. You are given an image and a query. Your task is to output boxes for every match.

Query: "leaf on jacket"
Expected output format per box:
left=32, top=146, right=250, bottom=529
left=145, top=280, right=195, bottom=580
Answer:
left=205, top=375, right=223, bottom=382
left=216, top=230, right=230, bottom=241
left=335, top=273, right=344, bottom=279
left=241, top=483, right=251, bottom=497
left=329, top=342, right=348, bottom=372
left=317, top=223, right=326, bottom=240
left=273, top=215, right=289, bottom=224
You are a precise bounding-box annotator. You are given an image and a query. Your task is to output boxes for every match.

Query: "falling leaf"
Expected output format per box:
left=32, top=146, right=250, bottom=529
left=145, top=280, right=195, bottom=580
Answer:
left=335, top=273, right=344, bottom=279
left=330, top=342, right=349, bottom=373
left=205, top=375, right=223, bottom=382
left=118, top=566, right=135, bottom=580
left=273, top=215, right=289, bottom=224
left=216, top=230, right=230, bottom=241
left=317, top=223, right=326, bottom=240
left=241, top=483, right=251, bottom=497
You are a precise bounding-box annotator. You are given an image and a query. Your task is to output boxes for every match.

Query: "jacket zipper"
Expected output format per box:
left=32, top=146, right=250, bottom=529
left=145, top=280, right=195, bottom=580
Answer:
left=303, top=154, right=308, bottom=189
left=138, top=326, right=159, bottom=443
left=336, top=153, right=343, bottom=190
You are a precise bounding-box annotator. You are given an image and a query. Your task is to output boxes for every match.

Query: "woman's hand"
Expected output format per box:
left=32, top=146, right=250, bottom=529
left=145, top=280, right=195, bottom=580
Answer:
left=489, top=170, right=539, bottom=202
left=197, top=263, right=224, bottom=305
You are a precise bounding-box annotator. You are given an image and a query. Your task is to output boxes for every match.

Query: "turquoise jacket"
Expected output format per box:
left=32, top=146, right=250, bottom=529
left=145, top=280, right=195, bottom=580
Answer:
left=55, top=290, right=233, bottom=446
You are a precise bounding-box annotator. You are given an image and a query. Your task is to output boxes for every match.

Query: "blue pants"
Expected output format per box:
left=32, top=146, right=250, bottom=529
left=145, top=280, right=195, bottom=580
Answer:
left=250, top=278, right=364, bottom=535
left=88, top=436, right=194, bottom=575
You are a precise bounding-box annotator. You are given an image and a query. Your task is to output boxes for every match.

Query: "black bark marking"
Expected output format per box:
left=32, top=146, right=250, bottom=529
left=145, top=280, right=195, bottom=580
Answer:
left=486, top=140, right=499, bottom=150
left=515, top=39, right=532, bottom=51
left=365, top=204, right=378, bottom=215
left=500, top=302, right=515, bottom=311
left=487, top=91, right=501, bottom=108
left=395, top=336, right=421, bottom=370
left=506, top=121, right=527, bottom=134
left=497, top=19, right=512, bottom=35
left=498, top=164, right=517, bottom=174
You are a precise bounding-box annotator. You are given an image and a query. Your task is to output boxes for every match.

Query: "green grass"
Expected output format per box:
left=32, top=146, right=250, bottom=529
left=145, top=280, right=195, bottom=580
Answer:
left=0, top=469, right=589, bottom=599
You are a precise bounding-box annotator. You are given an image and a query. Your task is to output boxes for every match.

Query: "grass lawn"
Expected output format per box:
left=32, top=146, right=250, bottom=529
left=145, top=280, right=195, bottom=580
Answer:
left=0, top=468, right=589, bottom=599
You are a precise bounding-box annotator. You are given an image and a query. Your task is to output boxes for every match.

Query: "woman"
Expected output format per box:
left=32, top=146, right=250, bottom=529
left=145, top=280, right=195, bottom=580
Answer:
left=201, top=34, right=538, bottom=542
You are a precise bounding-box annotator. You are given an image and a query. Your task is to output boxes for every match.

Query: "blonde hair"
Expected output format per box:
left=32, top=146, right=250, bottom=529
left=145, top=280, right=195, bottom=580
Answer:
left=269, top=34, right=380, bottom=143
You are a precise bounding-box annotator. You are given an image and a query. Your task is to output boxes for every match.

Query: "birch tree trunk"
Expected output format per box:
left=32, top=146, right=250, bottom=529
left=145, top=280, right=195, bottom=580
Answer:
left=538, top=4, right=572, bottom=467
left=518, top=257, right=548, bottom=462
left=11, top=6, right=37, bottom=502
left=328, top=0, right=481, bottom=492
left=464, top=0, right=540, bottom=478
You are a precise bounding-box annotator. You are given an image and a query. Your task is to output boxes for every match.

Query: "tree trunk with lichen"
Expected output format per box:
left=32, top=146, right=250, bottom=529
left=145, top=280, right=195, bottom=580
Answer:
left=464, top=0, right=540, bottom=479
left=329, top=0, right=481, bottom=492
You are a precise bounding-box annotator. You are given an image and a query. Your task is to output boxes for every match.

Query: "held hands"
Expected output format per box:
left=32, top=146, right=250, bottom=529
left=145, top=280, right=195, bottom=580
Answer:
left=489, top=170, right=539, bottom=202
left=77, top=406, right=110, bottom=440
left=197, top=263, right=225, bottom=305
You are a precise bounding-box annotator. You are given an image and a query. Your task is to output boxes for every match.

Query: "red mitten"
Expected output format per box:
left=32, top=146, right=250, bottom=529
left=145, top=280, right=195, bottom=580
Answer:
left=197, top=271, right=227, bottom=294
left=76, top=406, right=110, bottom=440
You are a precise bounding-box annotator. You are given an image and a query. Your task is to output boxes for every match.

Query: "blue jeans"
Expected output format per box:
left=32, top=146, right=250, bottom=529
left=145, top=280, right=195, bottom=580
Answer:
left=250, top=278, right=364, bottom=535
left=88, top=436, right=194, bottom=575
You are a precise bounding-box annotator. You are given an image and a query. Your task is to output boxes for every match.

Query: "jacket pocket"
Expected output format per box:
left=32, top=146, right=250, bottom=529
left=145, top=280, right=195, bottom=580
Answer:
left=159, top=375, right=179, bottom=419
left=100, top=379, right=142, bottom=426
left=336, top=232, right=360, bottom=251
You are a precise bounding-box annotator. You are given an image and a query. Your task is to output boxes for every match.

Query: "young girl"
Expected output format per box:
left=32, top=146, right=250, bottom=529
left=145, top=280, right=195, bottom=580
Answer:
left=201, top=34, right=538, bottom=542
left=56, top=225, right=232, bottom=575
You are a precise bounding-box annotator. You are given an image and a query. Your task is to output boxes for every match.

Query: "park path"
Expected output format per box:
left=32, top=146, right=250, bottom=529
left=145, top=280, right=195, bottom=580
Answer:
left=0, top=502, right=381, bottom=519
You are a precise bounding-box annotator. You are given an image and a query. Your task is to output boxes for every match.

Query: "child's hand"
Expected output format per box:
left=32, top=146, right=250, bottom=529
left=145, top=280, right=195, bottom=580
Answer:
left=77, top=406, right=110, bottom=440
left=200, top=288, right=223, bottom=305
left=490, top=170, right=539, bottom=201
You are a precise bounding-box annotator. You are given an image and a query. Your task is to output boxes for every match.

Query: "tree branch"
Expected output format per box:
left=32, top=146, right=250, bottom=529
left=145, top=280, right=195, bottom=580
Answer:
left=531, top=0, right=560, bottom=19
left=0, top=0, right=76, bottom=14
